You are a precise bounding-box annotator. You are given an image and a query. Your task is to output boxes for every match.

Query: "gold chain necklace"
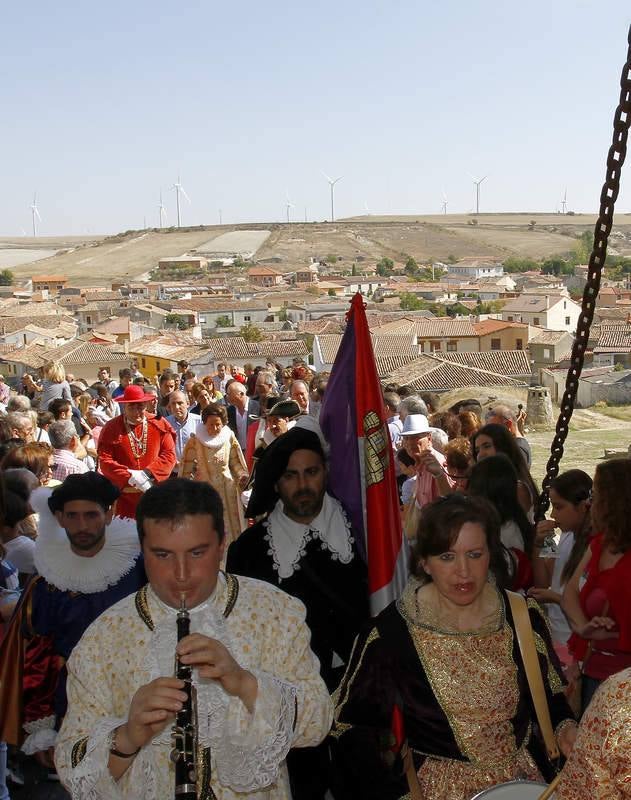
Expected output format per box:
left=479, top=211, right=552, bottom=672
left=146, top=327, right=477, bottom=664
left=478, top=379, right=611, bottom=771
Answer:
left=126, top=417, right=148, bottom=461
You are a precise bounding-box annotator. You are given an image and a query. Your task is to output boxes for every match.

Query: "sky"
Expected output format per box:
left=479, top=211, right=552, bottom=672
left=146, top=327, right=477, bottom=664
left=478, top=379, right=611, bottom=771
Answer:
left=1, top=1, right=630, bottom=235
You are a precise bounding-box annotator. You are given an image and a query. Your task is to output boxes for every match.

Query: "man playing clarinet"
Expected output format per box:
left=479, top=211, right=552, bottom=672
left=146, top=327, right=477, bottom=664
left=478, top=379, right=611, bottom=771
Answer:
left=54, top=478, right=332, bottom=800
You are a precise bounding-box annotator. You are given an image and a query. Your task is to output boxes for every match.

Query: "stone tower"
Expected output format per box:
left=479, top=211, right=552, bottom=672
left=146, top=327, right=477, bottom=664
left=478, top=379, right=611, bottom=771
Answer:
left=526, top=386, right=554, bottom=430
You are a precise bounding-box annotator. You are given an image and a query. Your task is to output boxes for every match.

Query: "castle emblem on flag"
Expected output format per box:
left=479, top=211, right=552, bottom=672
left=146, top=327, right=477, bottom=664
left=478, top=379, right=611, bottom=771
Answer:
left=363, top=410, right=390, bottom=486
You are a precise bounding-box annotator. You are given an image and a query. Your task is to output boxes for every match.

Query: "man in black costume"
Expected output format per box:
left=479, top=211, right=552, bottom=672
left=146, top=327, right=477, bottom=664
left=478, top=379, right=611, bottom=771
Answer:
left=227, top=427, right=368, bottom=800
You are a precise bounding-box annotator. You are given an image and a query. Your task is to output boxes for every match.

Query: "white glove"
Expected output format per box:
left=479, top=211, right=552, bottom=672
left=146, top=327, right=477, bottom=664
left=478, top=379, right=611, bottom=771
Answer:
left=128, top=469, right=152, bottom=492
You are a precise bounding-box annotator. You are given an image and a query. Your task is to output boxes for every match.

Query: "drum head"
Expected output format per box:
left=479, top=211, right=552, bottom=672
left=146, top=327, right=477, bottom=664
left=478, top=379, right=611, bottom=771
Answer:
left=470, top=780, right=553, bottom=799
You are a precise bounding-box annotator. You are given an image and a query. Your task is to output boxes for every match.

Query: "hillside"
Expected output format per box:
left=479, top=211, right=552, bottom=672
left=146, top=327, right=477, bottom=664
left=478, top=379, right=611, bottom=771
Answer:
left=3, top=213, right=631, bottom=287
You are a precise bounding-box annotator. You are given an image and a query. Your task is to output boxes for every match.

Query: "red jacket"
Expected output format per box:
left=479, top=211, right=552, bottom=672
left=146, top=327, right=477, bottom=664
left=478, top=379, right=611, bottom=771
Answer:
left=97, top=414, right=176, bottom=518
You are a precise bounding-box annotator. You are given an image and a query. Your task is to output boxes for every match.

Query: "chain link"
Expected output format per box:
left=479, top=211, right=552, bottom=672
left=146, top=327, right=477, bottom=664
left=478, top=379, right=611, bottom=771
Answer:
left=537, top=26, right=631, bottom=521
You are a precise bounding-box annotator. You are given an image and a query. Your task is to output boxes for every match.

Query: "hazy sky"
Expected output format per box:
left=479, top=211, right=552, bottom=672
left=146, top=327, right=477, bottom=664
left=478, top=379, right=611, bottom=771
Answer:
left=2, top=1, right=630, bottom=235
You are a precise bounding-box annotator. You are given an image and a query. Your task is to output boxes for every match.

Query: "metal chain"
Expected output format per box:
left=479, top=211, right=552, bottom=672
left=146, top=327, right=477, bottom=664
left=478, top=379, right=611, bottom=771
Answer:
left=537, top=26, right=631, bottom=521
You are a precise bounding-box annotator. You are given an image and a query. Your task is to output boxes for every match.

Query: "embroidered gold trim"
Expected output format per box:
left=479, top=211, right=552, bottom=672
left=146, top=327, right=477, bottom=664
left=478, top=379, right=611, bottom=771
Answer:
left=333, top=628, right=380, bottom=717
left=71, top=736, right=88, bottom=768
left=135, top=585, right=154, bottom=631
left=533, top=631, right=564, bottom=695
left=329, top=720, right=353, bottom=740
left=223, top=572, right=239, bottom=618
left=197, top=746, right=216, bottom=800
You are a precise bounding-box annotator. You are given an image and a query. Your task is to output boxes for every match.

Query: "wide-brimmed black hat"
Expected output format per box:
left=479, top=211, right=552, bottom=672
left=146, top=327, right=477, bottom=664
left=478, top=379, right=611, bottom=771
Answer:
left=267, top=399, right=301, bottom=419
left=48, top=472, right=120, bottom=513
left=246, top=427, right=325, bottom=517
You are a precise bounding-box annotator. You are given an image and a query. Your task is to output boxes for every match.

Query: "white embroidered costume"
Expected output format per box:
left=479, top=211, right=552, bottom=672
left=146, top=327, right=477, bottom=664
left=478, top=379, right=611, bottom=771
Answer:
left=54, top=573, right=333, bottom=799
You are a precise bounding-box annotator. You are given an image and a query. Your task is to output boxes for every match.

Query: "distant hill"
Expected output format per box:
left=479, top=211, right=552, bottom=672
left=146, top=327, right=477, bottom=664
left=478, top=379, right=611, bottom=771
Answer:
left=3, top=213, right=631, bottom=287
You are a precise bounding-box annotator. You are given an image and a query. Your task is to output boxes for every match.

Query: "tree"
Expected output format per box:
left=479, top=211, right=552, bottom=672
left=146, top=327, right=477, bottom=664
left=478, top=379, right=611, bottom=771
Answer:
left=326, top=253, right=338, bottom=265
left=240, top=323, right=263, bottom=342
left=351, top=262, right=357, bottom=276
left=404, top=257, right=419, bottom=275
left=327, top=288, right=336, bottom=296
left=398, top=292, right=423, bottom=311
left=215, top=315, right=232, bottom=328
left=0, top=269, right=14, bottom=285
left=165, top=313, right=189, bottom=330
left=376, top=257, right=394, bottom=277
left=502, top=257, right=539, bottom=273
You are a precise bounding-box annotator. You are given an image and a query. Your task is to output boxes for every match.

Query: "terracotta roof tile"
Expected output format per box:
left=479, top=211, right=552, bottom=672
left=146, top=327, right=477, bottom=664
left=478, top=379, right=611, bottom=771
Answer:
left=382, top=354, right=527, bottom=392
left=436, top=350, right=532, bottom=376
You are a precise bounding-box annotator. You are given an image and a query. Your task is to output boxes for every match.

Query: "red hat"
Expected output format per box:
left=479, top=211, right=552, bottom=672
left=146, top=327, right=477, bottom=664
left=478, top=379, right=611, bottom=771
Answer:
left=116, top=384, right=156, bottom=404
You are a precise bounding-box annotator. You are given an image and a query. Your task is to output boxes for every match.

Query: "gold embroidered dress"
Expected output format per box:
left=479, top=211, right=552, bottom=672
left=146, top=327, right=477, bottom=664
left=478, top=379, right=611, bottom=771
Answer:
left=556, top=666, right=631, bottom=799
left=179, top=423, right=248, bottom=545
left=331, top=578, right=573, bottom=800
left=55, top=573, right=333, bottom=800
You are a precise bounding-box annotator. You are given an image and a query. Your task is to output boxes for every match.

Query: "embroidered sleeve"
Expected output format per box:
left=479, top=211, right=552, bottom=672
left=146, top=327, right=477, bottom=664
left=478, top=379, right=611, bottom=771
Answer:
left=213, top=590, right=332, bottom=793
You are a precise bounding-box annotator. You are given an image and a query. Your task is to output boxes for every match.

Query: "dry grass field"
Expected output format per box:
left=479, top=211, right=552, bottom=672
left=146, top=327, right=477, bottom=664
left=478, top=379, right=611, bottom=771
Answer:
left=3, top=212, right=631, bottom=287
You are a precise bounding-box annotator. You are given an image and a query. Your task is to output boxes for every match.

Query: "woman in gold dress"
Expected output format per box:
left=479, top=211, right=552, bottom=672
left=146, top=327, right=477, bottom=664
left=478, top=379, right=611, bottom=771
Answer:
left=178, top=403, right=249, bottom=546
left=331, top=494, right=577, bottom=800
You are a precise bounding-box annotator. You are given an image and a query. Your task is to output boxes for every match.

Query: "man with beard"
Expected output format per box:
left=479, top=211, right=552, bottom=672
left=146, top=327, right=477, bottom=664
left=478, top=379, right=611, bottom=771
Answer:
left=227, top=427, right=368, bottom=800
left=97, top=384, right=176, bottom=518
left=4, top=473, right=146, bottom=777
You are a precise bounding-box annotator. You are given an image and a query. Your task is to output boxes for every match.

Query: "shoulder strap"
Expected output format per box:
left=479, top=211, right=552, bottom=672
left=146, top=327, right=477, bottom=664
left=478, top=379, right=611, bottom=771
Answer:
left=506, top=590, right=560, bottom=761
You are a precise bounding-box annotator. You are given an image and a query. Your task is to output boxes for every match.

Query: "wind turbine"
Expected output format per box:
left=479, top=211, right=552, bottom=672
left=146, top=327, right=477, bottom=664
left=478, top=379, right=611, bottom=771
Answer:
left=30, top=194, right=41, bottom=236
left=441, top=191, right=448, bottom=215
left=285, top=192, right=295, bottom=224
left=322, top=172, right=343, bottom=222
left=364, top=201, right=371, bottom=216
left=172, top=176, right=190, bottom=227
left=472, top=175, right=487, bottom=215
left=561, top=189, right=568, bottom=214
left=158, top=191, right=167, bottom=228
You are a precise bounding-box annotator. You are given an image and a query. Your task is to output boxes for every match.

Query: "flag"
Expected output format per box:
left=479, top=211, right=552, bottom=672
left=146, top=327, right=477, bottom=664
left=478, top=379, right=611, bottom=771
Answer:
left=320, top=292, right=408, bottom=615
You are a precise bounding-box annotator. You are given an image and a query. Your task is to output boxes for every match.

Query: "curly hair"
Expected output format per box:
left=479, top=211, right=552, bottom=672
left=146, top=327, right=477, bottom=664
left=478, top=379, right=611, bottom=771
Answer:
left=592, top=459, right=631, bottom=553
left=201, top=402, right=228, bottom=426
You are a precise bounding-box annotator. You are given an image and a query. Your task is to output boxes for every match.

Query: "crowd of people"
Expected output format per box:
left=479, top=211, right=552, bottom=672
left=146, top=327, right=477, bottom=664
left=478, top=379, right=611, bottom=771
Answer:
left=0, top=359, right=628, bottom=800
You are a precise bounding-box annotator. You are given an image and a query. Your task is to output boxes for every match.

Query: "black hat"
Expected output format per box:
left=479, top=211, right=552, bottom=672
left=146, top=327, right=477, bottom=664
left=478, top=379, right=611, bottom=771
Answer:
left=246, top=427, right=325, bottom=517
left=267, top=399, right=301, bottom=419
left=48, top=472, right=120, bottom=514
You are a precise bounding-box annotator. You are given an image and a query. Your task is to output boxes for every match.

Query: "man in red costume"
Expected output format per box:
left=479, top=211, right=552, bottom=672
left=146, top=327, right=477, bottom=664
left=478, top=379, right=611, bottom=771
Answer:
left=97, top=384, right=176, bottom=518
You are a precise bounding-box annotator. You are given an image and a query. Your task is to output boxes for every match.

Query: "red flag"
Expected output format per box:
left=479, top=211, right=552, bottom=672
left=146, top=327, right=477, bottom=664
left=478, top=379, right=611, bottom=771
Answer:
left=320, top=293, right=408, bottom=614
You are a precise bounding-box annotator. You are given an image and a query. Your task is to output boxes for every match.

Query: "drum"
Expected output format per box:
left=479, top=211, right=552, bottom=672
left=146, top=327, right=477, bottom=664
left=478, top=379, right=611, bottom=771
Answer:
left=470, top=780, right=555, bottom=799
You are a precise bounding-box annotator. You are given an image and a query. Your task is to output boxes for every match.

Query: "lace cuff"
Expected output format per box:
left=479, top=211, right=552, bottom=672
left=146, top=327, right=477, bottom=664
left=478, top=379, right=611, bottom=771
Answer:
left=59, top=717, right=126, bottom=800
left=215, top=670, right=298, bottom=792
left=22, top=715, right=57, bottom=754
left=555, top=717, right=578, bottom=741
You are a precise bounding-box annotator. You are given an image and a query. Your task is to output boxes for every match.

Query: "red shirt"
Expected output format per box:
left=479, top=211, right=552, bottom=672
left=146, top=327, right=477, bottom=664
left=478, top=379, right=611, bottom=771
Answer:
left=570, top=533, right=631, bottom=679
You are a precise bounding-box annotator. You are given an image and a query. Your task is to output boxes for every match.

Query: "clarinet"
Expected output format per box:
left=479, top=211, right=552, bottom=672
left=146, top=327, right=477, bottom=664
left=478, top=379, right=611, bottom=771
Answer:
left=170, top=597, right=198, bottom=799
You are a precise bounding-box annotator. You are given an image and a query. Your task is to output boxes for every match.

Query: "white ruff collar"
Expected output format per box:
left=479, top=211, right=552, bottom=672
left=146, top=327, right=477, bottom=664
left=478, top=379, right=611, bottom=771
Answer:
left=194, top=421, right=232, bottom=448
left=264, top=493, right=354, bottom=580
left=30, top=487, right=140, bottom=594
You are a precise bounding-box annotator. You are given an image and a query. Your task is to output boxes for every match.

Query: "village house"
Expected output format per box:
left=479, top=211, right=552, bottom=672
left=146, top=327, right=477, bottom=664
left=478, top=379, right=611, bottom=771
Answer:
left=247, top=266, right=284, bottom=287
left=529, top=330, right=574, bottom=379
left=31, top=275, right=68, bottom=296
left=294, top=264, right=319, bottom=284
left=128, top=334, right=208, bottom=380
left=313, top=332, right=418, bottom=374
left=472, top=319, right=530, bottom=351
left=445, top=259, right=504, bottom=282
left=188, top=337, right=309, bottom=374
left=501, top=291, right=581, bottom=332
left=414, top=318, right=479, bottom=354
left=592, top=324, right=631, bottom=368
left=0, top=339, right=130, bottom=384
left=0, top=316, right=77, bottom=348
left=157, top=256, right=208, bottom=272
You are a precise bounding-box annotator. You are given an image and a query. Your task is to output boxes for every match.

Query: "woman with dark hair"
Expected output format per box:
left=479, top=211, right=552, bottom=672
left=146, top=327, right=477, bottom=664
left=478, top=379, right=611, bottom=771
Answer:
left=529, top=471, right=592, bottom=673
left=562, top=459, right=631, bottom=712
left=467, top=454, right=534, bottom=590
left=178, top=402, right=249, bottom=547
left=472, top=422, right=539, bottom=518
left=331, top=494, right=576, bottom=800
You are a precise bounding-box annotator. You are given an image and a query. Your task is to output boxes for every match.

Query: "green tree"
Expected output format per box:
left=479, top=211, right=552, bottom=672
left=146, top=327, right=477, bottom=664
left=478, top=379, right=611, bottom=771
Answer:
left=215, top=315, right=232, bottom=327
left=376, top=257, right=394, bottom=277
left=404, top=257, right=419, bottom=275
left=326, top=253, right=338, bottom=264
left=399, top=292, right=423, bottom=311
left=240, top=323, right=263, bottom=342
left=0, top=269, right=14, bottom=286
left=573, top=230, right=594, bottom=264
left=327, top=288, right=336, bottom=296
left=351, top=262, right=357, bottom=276
left=165, top=313, right=189, bottom=330
left=502, top=257, right=540, bottom=273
